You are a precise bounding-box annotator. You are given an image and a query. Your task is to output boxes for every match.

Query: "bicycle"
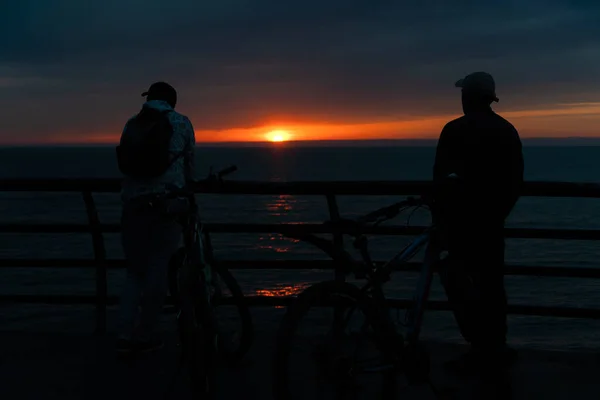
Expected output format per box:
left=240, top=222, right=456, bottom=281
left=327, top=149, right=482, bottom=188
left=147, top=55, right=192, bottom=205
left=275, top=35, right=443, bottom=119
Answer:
left=165, top=165, right=254, bottom=399
left=272, top=196, right=449, bottom=400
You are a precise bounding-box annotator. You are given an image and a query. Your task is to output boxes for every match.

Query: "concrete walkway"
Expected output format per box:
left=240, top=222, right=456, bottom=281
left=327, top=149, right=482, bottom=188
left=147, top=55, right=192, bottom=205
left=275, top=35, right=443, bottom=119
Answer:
left=1, top=310, right=600, bottom=400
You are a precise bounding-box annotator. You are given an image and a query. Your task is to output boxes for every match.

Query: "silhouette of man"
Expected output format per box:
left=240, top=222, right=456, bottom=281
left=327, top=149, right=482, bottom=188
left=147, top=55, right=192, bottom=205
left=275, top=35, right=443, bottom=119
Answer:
left=116, top=82, right=196, bottom=354
left=432, top=72, right=524, bottom=376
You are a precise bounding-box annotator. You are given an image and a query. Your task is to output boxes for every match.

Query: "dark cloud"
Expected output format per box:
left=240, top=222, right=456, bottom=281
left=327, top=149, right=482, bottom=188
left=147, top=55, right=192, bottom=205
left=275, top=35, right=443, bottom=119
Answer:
left=1, top=0, right=600, bottom=141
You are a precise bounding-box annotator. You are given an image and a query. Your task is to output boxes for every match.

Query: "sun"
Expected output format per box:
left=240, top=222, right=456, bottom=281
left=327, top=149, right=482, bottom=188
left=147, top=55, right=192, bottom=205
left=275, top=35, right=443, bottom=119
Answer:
left=266, top=129, right=291, bottom=143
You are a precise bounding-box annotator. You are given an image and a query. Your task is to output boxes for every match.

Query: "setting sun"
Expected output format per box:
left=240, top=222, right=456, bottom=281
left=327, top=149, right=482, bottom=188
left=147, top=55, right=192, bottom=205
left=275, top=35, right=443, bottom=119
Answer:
left=266, top=129, right=291, bottom=142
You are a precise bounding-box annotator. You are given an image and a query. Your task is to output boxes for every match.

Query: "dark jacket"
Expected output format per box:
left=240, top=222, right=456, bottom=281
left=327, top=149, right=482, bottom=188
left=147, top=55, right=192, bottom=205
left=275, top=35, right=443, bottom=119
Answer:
left=432, top=108, right=524, bottom=228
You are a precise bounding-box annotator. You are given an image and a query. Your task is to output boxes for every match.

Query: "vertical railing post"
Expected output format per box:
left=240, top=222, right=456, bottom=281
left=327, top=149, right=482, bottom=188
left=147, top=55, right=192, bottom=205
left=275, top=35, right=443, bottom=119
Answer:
left=82, top=191, right=108, bottom=334
left=326, top=194, right=345, bottom=335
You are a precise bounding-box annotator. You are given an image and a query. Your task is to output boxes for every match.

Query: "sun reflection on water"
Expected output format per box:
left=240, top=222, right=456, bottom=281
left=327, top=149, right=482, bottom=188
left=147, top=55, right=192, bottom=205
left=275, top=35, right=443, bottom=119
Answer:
left=256, top=194, right=304, bottom=253
left=266, top=194, right=296, bottom=216
left=257, top=234, right=300, bottom=253
left=252, top=193, right=314, bottom=307
left=255, top=283, right=311, bottom=308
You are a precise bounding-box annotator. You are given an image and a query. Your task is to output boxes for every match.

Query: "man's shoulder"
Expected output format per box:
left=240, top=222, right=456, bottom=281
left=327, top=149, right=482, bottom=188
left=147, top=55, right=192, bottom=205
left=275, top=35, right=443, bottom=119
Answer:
left=166, top=111, right=194, bottom=135
left=448, top=111, right=518, bottom=132
left=442, top=115, right=468, bottom=132
left=445, top=115, right=467, bottom=125
left=167, top=110, right=191, bottom=125
left=123, top=115, right=137, bottom=131
left=492, top=112, right=518, bottom=131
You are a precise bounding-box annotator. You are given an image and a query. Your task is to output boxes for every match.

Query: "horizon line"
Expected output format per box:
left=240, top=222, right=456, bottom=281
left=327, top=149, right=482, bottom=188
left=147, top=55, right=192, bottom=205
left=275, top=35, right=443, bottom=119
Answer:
left=2, top=136, right=600, bottom=148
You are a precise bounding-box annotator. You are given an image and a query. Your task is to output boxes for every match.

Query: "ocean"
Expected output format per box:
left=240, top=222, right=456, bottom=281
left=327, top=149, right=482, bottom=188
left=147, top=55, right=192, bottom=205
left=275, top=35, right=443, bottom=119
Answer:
left=2, top=144, right=600, bottom=350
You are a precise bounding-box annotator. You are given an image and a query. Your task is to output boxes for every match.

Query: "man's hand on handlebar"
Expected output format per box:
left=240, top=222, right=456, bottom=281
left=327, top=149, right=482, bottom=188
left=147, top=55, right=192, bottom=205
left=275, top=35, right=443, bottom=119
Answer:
left=206, top=165, right=238, bottom=182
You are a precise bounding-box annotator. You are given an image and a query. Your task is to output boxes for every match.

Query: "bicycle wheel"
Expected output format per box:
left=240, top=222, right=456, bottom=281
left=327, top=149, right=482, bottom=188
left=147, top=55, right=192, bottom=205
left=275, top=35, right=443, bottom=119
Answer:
left=169, top=249, right=254, bottom=364
left=273, top=280, right=398, bottom=400
left=177, top=268, right=217, bottom=399
left=168, top=248, right=185, bottom=309
left=211, top=263, right=254, bottom=363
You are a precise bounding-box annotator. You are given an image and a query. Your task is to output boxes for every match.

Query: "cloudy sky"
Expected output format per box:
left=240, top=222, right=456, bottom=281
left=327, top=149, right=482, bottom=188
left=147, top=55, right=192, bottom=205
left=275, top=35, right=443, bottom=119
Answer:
left=2, top=0, right=600, bottom=144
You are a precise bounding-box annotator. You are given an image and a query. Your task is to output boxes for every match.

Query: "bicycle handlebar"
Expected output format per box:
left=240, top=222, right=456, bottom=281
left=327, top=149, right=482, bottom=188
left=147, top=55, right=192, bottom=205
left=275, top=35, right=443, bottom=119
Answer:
left=357, top=196, right=429, bottom=224
left=216, top=165, right=238, bottom=178
left=207, top=165, right=238, bottom=181
left=166, top=165, right=238, bottom=201
left=321, top=196, right=430, bottom=237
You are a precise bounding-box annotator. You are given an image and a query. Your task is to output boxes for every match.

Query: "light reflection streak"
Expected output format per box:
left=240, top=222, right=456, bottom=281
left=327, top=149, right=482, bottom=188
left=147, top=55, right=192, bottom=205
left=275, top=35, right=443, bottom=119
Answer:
left=257, top=234, right=300, bottom=253
left=255, top=283, right=311, bottom=308
left=258, top=193, right=304, bottom=253
left=266, top=194, right=296, bottom=216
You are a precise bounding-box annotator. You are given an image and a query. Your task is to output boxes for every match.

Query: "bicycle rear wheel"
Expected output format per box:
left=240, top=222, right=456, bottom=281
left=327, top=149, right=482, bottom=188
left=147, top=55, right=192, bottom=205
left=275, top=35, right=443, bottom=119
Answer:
left=272, top=280, right=398, bottom=400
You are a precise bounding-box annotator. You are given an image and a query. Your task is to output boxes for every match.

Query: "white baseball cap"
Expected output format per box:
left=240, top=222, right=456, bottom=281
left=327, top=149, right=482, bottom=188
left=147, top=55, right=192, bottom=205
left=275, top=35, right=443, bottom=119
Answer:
left=455, top=71, right=499, bottom=102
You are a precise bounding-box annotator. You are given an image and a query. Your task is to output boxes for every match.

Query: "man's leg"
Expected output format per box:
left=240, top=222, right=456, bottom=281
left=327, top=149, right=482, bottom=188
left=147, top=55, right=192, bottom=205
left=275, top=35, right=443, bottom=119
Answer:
left=467, top=234, right=514, bottom=398
left=439, top=255, right=477, bottom=343
left=468, top=234, right=509, bottom=359
left=117, top=269, right=143, bottom=341
left=117, top=205, right=150, bottom=351
left=439, top=224, right=478, bottom=343
left=135, top=214, right=182, bottom=344
left=443, top=228, right=512, bottom=374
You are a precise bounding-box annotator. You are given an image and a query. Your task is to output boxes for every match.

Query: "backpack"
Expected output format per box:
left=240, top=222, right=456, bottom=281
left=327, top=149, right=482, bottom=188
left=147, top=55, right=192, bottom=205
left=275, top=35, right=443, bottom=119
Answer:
left=116, top=107, right=180, bottom=178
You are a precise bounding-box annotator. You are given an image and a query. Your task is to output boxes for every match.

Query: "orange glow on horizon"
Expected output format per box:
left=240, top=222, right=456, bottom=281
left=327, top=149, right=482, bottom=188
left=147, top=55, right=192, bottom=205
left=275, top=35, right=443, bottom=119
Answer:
left=266, top=129, right=291, bottom=142
left=32, top=101, right=600, bottom=145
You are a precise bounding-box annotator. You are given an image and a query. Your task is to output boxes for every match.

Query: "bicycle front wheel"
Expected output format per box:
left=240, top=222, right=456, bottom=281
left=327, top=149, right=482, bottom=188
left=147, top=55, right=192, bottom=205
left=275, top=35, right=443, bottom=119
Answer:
left=169, top=249, right=254, bottom=364
left=168, top=248, right=186, bottom=310
left=272, top=280, right=398, bottom=400
left=211, top=264, right=254, bottom=363
left=177, top=271, right=217, bottom=399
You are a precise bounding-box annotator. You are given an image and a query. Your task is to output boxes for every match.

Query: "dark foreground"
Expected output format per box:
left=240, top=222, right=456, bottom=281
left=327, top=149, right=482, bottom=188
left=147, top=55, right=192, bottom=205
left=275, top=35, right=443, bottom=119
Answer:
left=2, top=315, right=600, bottom=400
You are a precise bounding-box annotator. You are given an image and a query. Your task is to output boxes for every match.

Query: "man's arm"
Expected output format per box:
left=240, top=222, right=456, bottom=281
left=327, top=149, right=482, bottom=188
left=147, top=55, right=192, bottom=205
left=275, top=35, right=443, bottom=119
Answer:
left=499, top=126, right=524, bottom=219
left=433, top=124, right=454, bottom=183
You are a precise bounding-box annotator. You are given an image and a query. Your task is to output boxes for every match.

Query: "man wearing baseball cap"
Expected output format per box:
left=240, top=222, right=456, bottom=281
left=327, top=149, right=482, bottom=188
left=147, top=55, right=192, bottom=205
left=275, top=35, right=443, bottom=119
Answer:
left=116, top=81, right=197, bottom=354
left=141, top=81, right=178, bottom=108
left=432, top=72, right=524, bottom=379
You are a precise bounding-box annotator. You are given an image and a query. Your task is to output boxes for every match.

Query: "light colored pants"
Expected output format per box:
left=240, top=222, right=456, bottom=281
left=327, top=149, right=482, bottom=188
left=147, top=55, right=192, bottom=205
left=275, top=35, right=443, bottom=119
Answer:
left=117, top=202, right=182, bottom=341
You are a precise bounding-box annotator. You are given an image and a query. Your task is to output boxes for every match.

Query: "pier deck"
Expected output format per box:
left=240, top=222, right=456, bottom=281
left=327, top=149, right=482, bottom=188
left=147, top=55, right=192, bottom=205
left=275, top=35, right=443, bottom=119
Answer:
left=2, top=309, right=599, bottom=400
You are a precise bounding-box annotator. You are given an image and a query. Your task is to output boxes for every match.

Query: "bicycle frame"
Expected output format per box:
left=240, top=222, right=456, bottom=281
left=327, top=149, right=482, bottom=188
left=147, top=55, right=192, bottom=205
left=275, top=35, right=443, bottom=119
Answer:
left=406, top=237, right=438, bottom=344
left=166, top=166, right=237, bottom=399
left=285, top=222, right=440, bottom=347
left=358, top=227, right=438, bottom=342
left=179, top=197, right=213, bottom=290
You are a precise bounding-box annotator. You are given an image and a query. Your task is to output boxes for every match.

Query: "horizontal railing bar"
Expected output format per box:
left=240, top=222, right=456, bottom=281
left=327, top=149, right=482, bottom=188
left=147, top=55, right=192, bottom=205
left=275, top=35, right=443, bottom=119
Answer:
left=2, top=294, right=600, bottom=319
left=0, top=223, right=102, bottom=233
left=1, top=179, right=600, bottom=197
left=1, top=258, right=599, bottom=278
left=0, top=295, right=174, bottom=305
left=0, top=259, right=126, bottom=268
left=243, top=297, right=600, bottom=319
left=1, top=222, right=600, bottom=240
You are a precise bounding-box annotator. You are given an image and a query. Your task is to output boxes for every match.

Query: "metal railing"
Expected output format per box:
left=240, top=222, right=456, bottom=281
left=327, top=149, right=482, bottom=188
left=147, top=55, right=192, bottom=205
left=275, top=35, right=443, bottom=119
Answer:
left=2, top=178, right=600, bottom=333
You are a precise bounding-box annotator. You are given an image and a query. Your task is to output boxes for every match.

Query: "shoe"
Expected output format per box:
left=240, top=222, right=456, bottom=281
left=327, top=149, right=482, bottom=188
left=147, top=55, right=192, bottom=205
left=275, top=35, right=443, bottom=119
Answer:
left=116, top=338, right=134, bottom=354
left=134, top=338, right=164, bottom=354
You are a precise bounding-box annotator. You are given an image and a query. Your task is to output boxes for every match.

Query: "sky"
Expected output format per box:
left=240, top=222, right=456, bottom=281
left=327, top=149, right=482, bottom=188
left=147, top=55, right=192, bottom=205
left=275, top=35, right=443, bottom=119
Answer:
left=2, top=0, right=600, bottom=144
